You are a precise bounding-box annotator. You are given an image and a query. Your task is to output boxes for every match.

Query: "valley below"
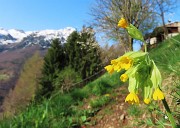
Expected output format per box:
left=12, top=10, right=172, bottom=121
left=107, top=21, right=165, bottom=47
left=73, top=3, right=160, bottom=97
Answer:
left=0, top=27, right=74, bottom=112
left=0, top=45, right=47, bottom=112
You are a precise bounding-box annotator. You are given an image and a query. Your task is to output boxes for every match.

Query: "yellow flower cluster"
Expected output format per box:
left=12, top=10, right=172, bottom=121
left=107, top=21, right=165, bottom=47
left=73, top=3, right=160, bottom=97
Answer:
left=105, top=52, right=165, bottom=105
left=118, top=18, right=128, bottom=28
left=125, top=89, right=164, bottom=105
left=116, top=17, right=175, bottom=128
left=105, top=56, right=133, bottom=73
left=105, top=18, right=165, bottom=105
left=105, top=56, right=133, bottom=82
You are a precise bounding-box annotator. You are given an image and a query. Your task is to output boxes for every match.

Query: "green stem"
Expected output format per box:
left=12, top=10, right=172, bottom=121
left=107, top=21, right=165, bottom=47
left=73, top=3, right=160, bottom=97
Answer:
left=143, top=41, right=147, bottom=53
left=144, top=43, right=147, bottom=53
left=162, top=98, right=177, bottom=128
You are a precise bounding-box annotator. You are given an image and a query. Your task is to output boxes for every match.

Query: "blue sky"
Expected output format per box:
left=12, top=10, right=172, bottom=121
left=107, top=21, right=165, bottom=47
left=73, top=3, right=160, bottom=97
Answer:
left=0, top=0, right=180, bottom=31
left=0, top=0, right=95, bottom=31
left=0, top=0, right=180, bottom=49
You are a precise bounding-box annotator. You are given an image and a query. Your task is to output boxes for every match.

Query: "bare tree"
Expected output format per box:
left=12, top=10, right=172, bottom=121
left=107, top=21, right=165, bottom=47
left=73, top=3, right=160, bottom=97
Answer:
left=90, top=0, right=157, bottom=51
left=152, top=0, right=177, bottom=38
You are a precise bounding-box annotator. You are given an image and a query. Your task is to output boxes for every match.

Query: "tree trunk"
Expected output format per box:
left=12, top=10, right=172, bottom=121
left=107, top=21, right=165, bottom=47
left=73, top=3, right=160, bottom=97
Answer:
left=161, top=12, right=168, bottom=39
left=129, top=37, right=133, bottom=51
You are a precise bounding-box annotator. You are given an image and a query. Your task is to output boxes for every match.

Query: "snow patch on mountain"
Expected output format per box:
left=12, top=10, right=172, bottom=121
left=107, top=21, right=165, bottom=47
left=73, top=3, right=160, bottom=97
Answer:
left=0, top=27, right=75, bottom=45
left=8, top=29, right=27, bottom=40
left=0, top=28, right=9, bottom=35
left=35, top=27, right=74, bottom=41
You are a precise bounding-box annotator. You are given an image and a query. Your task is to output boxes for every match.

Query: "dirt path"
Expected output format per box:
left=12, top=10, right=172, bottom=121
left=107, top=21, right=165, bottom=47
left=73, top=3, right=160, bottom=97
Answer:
left=85, top=86, right=134, bottom=128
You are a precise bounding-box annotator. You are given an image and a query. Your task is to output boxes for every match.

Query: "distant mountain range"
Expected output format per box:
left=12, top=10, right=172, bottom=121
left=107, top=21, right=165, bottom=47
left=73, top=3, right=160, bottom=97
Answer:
left=0, top=27, right=75, bottom=103
left=0, top=27, right=75, bottom=52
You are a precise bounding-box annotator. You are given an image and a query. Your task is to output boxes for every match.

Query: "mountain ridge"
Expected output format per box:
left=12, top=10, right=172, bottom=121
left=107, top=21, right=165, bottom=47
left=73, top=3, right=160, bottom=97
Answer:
left=0, top=27, right=75, bottom=50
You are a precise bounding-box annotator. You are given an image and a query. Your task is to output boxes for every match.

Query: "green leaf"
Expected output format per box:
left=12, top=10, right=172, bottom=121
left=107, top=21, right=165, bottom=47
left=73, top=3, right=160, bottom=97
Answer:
left=125, top=64, right=140, bottom=77
left=124, top=51, right=147, bottom=59
left=81, top=116, right=87, bottom=122
left=128, top=77, right=137, bottom=92
left=143, top=78, right=153, bottom=99
left=150, top=60, right=162, bottom=89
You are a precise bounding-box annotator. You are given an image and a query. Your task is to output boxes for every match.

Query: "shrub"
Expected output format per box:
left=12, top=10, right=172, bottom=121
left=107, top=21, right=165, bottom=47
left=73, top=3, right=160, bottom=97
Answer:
left=92, top=80, right=112, bottom=96
left=70, top=88, right=88, bottom=101
left=53, top=67, right=82, bottom=93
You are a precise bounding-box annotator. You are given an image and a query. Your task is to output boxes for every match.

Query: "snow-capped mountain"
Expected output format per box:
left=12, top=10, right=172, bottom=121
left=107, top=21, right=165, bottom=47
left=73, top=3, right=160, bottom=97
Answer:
left=0, top=27, right=75, bottom=48
left=8, top=29, right=27, bottom=41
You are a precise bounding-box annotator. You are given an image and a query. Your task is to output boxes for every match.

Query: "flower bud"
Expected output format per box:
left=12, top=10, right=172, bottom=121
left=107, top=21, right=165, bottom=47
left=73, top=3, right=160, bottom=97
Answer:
left=126, top=24, right=144, bottom=42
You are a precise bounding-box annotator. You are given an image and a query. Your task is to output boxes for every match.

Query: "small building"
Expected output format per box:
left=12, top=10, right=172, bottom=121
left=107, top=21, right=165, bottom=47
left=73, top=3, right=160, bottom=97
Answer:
left=166, top=22, right=180, bottom=37
left=148, top=22, right=180, bottom=46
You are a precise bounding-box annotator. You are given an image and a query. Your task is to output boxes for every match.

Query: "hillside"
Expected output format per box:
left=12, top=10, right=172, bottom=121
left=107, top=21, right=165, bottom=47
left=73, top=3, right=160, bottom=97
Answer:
left=0, top=35, right=179, bottom=128
left=0, top=27, right=75, bottom=108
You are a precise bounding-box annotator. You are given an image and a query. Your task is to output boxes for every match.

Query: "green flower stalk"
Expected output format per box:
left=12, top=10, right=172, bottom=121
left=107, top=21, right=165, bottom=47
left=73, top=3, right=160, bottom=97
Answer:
left=105, top=17, right=177, bottom=127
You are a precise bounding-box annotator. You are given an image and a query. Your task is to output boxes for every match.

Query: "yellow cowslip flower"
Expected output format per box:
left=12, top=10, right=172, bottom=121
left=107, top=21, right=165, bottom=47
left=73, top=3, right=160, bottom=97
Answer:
left=104, top=94, right=110, bottom=97
left=104, top=65, right=114, bottom=74
left=120, top=56, right=133, bottom=70
left=113, top=62, right=121, bottom=72
left=125, top=92, right=139, bottom=104
left=118, top=18, right=128, bottom=28
left=120, top=74, right=128, bottom=82
left=153, top=88, right=164, bottom=100
left=144, top=98, right=151, bottom=104
left=111, top=59, right=118, bottom=65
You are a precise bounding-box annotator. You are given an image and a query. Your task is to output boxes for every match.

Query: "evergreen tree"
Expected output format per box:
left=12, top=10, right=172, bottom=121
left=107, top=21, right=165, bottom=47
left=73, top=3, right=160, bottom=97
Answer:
left=79, top=27, right=102, bottom=79
left=65, top=27, right=102, bottom=79
left=64, top=31, right=79, bottom=69
left=39, top=39, right=66, bottom=97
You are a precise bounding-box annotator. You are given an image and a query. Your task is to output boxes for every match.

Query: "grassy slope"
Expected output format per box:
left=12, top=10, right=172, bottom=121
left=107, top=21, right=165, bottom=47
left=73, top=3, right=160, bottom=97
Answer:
left=0, top=35, right=180, bottom=128
left=88, top=34, right=180, bottom=128
left=0, top=71, right=123, bottom=127
left=150, top=35, right=180, bottom=76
